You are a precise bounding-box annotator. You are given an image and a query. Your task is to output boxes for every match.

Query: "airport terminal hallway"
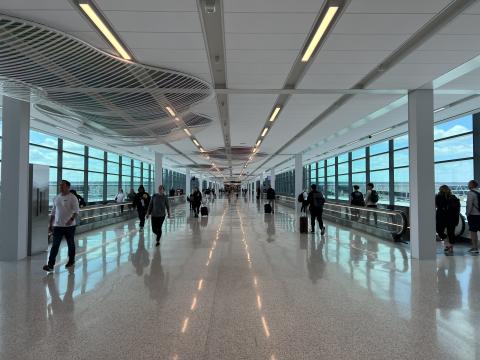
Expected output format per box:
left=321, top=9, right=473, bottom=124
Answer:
left=1, top=197, right=479, bottom=360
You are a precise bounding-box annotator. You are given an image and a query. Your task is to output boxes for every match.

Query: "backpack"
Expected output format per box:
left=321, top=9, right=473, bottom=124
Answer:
left=351, top=191, right=365, bottom=206
left=370, top=190, right=379, bottom=203
left=297, top=193, right=304, bottom=203
left=312, top=192, right=325, bottom=208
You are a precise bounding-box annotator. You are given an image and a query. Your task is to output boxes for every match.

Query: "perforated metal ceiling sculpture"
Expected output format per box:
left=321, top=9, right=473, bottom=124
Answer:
left=0, top=15, right=214, bottom=144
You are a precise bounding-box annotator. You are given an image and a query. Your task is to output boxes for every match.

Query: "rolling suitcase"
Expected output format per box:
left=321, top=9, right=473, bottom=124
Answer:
left=264, top=203, right=272, bottom=214
left=201, top=206, right=208, bottom=216
left=299, top=216, right=308, bottom=233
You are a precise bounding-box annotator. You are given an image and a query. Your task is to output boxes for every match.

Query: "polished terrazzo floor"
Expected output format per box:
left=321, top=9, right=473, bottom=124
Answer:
left=1, top=197, right=479, bottom=359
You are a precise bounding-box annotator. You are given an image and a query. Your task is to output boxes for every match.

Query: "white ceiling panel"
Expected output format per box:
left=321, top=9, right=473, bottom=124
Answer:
left=226, top=49, right=298, bottom=64
left=298, top=74, right=366, bottom=89
left=417, top=35, right=480, bottom=51
left=438, top=14, right=480, bottom=34
left=228, top=74, right=286, bottom=89
left=129, top=49, right=209, bottom=63
left=323, top=34, right=411, bottom=51
left=224, top=13, right=316, bottom=34
left=228, top=62, right=293, bottom=75
left=69, top=31, right=109, bottom=50
left=314, top=50, right=392, bottom=64
left=120, top=32, right=206, bottom=50
left=1, top=9, right=91, bottom=32
left=0, top=1, right=72, bottom=10
left=334, top=13, right=433, bottom=35
left=224, top=0, right=322, bottom=13
left=228, top=94, right=277, bottom=146
left=226, top=33, right=305, bottom=50
left=104, top=11, right=201, bottom=33
left=97, top=0, right=198, bottom=12
left=346, top=0, right=451, bottom=14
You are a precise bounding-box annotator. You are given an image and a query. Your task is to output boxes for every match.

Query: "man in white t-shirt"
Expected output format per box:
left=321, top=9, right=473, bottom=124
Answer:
left=43, top=180, right=80, bottom=272
left=115, top=188, right=125, bottom=213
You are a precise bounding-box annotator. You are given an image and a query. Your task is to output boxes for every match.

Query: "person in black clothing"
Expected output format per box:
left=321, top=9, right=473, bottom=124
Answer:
left=133, top=185, right=150, bottom=231
left=191, top=187, right=202, bottom=218
left=266, top=186, right=276, bottom=214
left=169, top=188, right=175, bottom=197
left=436, top=185, right=460, bottom=254
left=307, top=184, right=326, bottom=235
left=350, top=185, right=365, bottom=221
left=70, top=189, right=86, bottom=208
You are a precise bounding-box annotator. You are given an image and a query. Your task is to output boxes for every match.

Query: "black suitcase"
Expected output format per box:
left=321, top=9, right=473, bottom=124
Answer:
left=201, top=206, right=208, bottom=216
left=264, top=203, right=272, bottom=214
left=299, top=216, right=308, bottom=233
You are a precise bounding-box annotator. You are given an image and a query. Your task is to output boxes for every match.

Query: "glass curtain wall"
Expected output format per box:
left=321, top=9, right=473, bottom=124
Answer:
left=276, top=114, right=475, bottom=209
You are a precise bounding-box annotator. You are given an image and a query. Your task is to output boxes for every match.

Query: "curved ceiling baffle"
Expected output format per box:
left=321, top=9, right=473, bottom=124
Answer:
left=0, top=14, right=219, bottom=177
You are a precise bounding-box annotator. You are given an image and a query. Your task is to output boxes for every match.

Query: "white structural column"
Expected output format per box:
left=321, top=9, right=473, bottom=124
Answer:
left=294, top=154, right=303, bottom=213
left=154, top=152, right=163, bottom=192
left=185, top=168, right=191, bottom=196
left=270, top=168, right=276, bottom=189
left=0, top=96, right=30, bottom=260
left=408, top=89, right=436, bottom=260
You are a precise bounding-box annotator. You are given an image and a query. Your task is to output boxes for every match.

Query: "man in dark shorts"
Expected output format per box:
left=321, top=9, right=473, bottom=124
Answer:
left=466, top=180, right=480, bottom=254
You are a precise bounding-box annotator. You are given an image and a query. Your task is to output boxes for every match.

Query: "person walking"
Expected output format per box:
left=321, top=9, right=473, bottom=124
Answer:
left=308, top=184, right=326, bottom=235
left=364, top=182, right=378, bottom=225
left=115, top=188, right=125, bottom=213
left=466, top=180, right=480, bottom=254
left=43, top=180, right=80, bottom=272
left=147, top=185, right=171, bottom=247
left=436, top=185, right=460, bottom=254
left=191, top=187, right=202, bottom=218
left=266, top=185, right=276, bottom=214
left=127, top=188, right=136, bottom=209
left=350, top=185, right=365, bottom=221
left=133, top=185, right=150, bottom=231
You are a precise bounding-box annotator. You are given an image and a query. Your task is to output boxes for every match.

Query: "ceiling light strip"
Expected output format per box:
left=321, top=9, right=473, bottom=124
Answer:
left=269, top=107, right=281, bottom=122
left=78, top=2, right=132, bottom=60
left=301, top=6, right=339, bottom=62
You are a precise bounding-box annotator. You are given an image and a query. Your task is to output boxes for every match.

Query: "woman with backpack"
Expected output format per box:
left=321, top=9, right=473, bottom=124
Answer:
left=435, top=185, right=460, bottom=254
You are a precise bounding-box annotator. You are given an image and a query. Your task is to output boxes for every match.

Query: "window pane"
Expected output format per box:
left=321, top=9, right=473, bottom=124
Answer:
left=122, top=176, right=131, bottom=191
left=351, top=148, right=365, bottom=160
left=133, top=167, right=141, bottom=177
left=326, top=157, right=335, bottom=166
left=338, top=175, right=349, bottom=200
left=133, top=160, right=141, bottom=168
left=434, top=134, right=472, bottom=162
left=107, top=174, right=119, bottom=200
left=326, top=176, right=335, bottom=199
left=394, top=149, right=409, bottom=168
left=370, top=153, right=389, bottom=170
left=107, top=162, right=119, bottom=174
left=88, top=172, right=104, bottom=202
left=352, top=172, right=366, bottom=193
left=434, top=115, right=472, bottom=140
left=62, top=169, right=84, bottom=197
left=435, top=159, right=473, bottom=214
left=88, top=158, right=104, bottom=172
left=369, top=170, right=389, bottom=204
left=63, top=152, right=84, bottom=170
left=63, top=140, right=84, bottom=155
left=49, top=168, right=58, bottom=204
left=370, top=141, right=389, bottom=155
left=394, top=167, right=409, bottom=206
left=133, top=177, right=142, bottom=192
left=326, top=165, right=336, bottom=176
left=30, top=130, right=58, bottom=148
left=89, top=147, right=104, bottom=159
left=352, top=159, right=365, bottom=173
left=107, top=152, right=119, bottom=162
left=338, top=162, right=348, bottom=175
left=30, top=145, right=57, bottom=166
left=394, top=135, right=408, bottom=149
left=338, top=153, right=348, bottom=163
left=122, top=156, right=131, bottom=165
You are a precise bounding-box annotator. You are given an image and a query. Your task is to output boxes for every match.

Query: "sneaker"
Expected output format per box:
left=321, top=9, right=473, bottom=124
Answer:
left=155, top=241, right=160, bottom=247
left=65, top=261, right=75, bottom=269
left=321, top=227, right=326, bottom=235
left=43, top=265, right=54, bottom=272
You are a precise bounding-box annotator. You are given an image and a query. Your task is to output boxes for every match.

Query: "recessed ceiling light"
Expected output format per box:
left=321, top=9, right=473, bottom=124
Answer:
left=193, top=139, right=200, bottom=146
left=174, top=117, right=180, bottom=121
left=301, top=6, right=339, bottom=62
left=261, top=127, right=269, bottom=137
left=434, top=107, right=446, bottom=113
left=184, top=128, right=191, bottom=136
left=256, top=139, right=261, bottom=147
left=78, top=2, right=131, bottom=60
left=165, top=106, right=176, bottom=117
left=200, top=147, right=205, bottom=152
left=253, top=148, right=258, bottom=153
left=269, top=107, right=281, bottom=122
